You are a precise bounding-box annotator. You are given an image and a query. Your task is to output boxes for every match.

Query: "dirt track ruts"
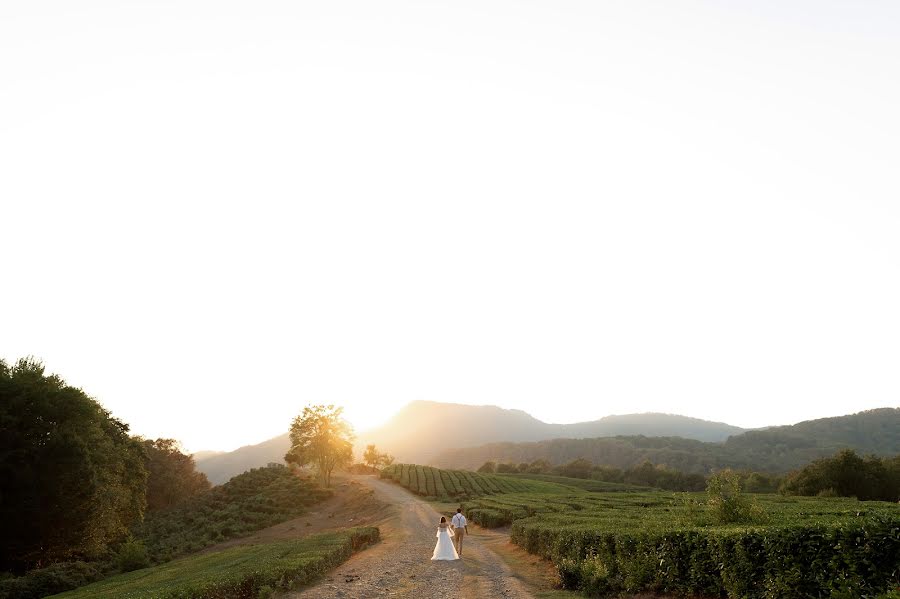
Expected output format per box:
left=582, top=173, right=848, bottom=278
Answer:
left=284, top=476, right=535, bottom=599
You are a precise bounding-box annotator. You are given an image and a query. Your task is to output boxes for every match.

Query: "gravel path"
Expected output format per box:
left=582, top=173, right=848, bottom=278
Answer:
left=285, top=476, right=535, bottom=599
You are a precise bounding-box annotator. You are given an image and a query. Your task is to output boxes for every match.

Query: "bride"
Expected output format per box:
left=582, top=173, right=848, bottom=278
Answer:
left=431, top=516, right=459, bottom=560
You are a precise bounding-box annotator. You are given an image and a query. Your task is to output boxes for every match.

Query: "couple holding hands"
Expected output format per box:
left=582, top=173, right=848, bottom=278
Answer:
left=431, top=508, right=468, bottom=561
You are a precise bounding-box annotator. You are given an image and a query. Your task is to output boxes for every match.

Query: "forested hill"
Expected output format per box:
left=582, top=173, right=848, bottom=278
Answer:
left=357, top=401, right=745, bottom=464
left=433, top=408, right=900, bottom=473
left=196, top=434, right=291, bottom=485
left=196, top=401, right=746, bottom=482
left=722, top=408, right=900, bottom=468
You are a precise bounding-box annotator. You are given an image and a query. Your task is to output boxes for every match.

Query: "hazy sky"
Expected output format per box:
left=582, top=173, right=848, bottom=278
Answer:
left=2, top=1, right=898, bottom=452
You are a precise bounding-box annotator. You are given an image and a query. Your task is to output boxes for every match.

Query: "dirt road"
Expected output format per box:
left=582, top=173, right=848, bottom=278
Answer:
left=285, top=476, right=536, bottom=599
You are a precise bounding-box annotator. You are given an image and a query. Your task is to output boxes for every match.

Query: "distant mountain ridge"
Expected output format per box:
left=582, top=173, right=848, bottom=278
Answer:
left=194, top=402, right=898, bottom=484
left=358, top=401, right=746, bottom=464
left=195, top=401, right=745, bottom=483
left=434, top=408, right=900, bottom=474
left=195, top=434, right=290, bottom=485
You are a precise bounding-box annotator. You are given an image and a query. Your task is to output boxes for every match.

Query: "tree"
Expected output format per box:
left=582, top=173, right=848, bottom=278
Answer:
left=361, top=444, right=394, bottom=472
left=285, top=405, right=354, bottom=487
left=362, top=444, right=380, bottom=470
left=0, top=358, right=147, bottom=571
left=780, top=449, right=899, bottom=501
left=526, top=459, right=552, bottom=474
left=496, top=462, right=518, bottom=473
left=706, top=469, right=763, bottom=524
left=477, top=461, right=497, bottom=473
left=557, top=458, right=593, bottom=479
left=142, top=438, right=211, bottom=511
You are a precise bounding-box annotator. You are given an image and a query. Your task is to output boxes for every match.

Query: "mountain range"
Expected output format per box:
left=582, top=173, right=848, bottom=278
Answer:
left=433, top=408, right=900, bottom=473
left=195, top=401, right=745, bottom=483
left=193, top=401, right=898, bottom=484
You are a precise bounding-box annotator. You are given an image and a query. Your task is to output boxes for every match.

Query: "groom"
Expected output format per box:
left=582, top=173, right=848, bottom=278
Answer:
left=451, top=508, right=468, bottom=557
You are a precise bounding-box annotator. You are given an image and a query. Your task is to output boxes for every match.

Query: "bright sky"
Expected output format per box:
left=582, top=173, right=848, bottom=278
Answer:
left=2, top=1, right=898, bottom=452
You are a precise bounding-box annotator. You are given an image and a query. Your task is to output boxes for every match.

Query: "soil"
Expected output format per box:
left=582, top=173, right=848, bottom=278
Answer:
left=205, top=474, right=676, bottom=599
left=199, top=477, right=389, bottom=554
left=283, top=475, right=537, bottom=599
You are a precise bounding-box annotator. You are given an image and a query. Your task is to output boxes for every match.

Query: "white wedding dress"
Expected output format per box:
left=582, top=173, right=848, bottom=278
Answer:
left=431, top=525, right=459, bottom=560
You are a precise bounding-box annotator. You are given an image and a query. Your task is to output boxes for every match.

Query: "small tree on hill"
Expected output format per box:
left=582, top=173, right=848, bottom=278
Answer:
left=363, top=444, right=380, bottom=470
left=362, top=444, right=395, bottom=471
left=285, top=405, right=354, bottom=487
left=478, top=461, right=497, bottom=473
left=557, top=458, right=593, bottom=479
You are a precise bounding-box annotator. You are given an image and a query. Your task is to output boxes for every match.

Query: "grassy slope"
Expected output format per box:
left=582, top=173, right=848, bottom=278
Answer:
left=507, top=493, right=900, bottom=597
left=137, top=464, right=331, bottom=564
left=381, top=464, right=572, bottom=498
left=51, top=528, right=379, bottom=599
left=500, top=472, right=652, bottom=492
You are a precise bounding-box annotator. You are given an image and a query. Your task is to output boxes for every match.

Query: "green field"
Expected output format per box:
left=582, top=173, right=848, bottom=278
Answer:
left=462, top=489, right=900, bottom=598
left=502, top=472, right=652, bottom=493
left=50, top=528, right=379, bottom=599
left=387, top=464, right=900, bottom=598
left=380, top=464, right=569, bottom=498
left=137, top=465, right=332, bottom=564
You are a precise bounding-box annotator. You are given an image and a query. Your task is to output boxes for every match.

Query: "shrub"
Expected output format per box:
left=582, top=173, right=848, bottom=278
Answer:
left=0, top=561, right=102, bottom=599
left=116, top=539, right=149, bottom=572
left=509, top=495, right=900, bottom=598
left=135, top=465, right=330, bottom=565
left=781, top=449, right=900, bottom=501
left=52, top=528, right=380, bottom=599
left=706, top=469, right=766, bottom=524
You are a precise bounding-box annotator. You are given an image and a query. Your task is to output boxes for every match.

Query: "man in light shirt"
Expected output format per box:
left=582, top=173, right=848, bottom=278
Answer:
left=450, top=508, right=468, bottom=557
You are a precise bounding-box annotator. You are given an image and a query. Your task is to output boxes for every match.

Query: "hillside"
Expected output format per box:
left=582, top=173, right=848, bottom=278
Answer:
left=196, top=434, right=291, bottom=484
left=196, top=401, right=746, bottom=482
left=359, top=401, right=746, bottom=464
left=433, top=408, right=900, bottom=473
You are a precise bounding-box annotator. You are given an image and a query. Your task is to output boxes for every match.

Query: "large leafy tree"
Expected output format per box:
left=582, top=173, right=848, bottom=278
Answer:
left=285, top=405, right=353, bottom=487
left=142, top=438, right=211, bottom=511
left=0, top=358, right=147, bottom=571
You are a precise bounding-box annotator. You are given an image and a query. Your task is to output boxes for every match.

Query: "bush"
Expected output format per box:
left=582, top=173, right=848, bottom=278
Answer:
left=135, top=465, right=331, bottom=565
left=0, top=561, right=102, bottom=599
left=781, top=449, right=900, bottom=501
left=53, top=528, right=381, bottom=599
left=706, top=469, right=766, bottom=524
left=510, top=496, right=900, bottom=598
left=116, top=539, right=149, bottom=572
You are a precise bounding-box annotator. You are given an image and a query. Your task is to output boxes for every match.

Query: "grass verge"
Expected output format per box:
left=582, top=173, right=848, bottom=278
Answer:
left=50, top=527, right=379, bottom=599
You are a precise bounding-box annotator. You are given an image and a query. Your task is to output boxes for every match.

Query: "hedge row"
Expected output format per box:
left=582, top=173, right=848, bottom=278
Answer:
left=51, top=527, right=380, bottom=599
left=380, top=464, right=568, bottom=499
left=511, top=513, right=900, bottom=598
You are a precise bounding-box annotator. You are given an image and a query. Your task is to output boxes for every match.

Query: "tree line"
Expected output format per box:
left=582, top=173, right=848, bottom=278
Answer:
left=0, top=359, right=214, bottom=572
left=0, top=360, right=371, bottom=575
left=478, top=448, right=899, bottom=500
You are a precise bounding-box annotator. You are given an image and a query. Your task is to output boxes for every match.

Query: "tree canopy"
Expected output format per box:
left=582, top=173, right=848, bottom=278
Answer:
left=141, top=438, right=211, bottom=511
left=780, top=449, right=900, bottom=501
left=362, top=444, right=394, bottom=470
left=285, top=404, right=354, bottom=487
left=0, top=358, right=147, bottom=571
